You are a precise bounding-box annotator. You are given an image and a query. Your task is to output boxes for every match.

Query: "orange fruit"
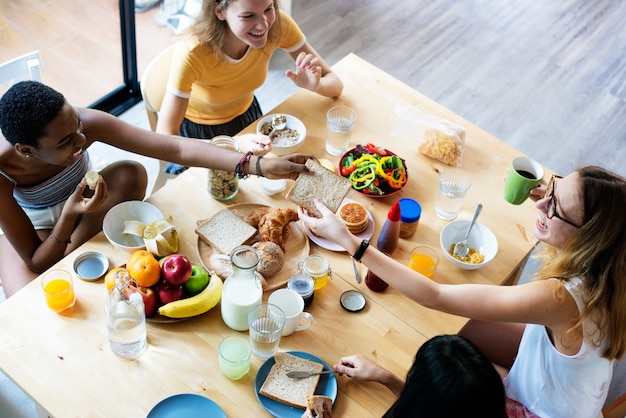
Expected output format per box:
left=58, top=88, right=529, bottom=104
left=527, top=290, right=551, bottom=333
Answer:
left=105, top=267, right=129, bottom=291
left=126, top=250, right=161, bottom=288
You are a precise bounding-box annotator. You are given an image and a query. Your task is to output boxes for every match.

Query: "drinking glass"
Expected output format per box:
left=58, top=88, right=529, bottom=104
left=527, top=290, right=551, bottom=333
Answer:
left=248, top=303, right=285, bottom=360
left=219, top=335, right=251, bottom=380
left=41, top=269, right=75, bottom=313
left=407, top=246, right=439, bottom=279
left=325, top=105, right=357, bottom=156
left=435, top=168, right=471, bottom=220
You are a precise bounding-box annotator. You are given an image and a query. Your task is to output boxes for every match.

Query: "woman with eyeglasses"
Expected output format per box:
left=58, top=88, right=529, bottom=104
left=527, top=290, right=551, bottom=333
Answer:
left=298, top=166, right=626, bottom=418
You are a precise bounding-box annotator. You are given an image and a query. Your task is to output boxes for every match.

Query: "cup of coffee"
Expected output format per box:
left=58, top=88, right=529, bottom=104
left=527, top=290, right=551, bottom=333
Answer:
left=268, top=288, right=314, bottom=336
left=503, top=157, right=544, bottom=205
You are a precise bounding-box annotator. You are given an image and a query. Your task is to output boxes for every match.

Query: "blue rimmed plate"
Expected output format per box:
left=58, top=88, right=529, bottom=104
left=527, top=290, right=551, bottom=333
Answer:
left=147, top=393, right=226, bottom=418
left=255, top=351, right=338, bottom=417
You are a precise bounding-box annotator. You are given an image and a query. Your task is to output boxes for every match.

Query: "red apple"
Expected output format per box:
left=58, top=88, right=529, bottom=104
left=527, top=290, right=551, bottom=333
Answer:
left=138, top=286, right=158, bottom=316
left=161, top=254, right=192, bottom=286
left=157, top=281, right=185, bottom=305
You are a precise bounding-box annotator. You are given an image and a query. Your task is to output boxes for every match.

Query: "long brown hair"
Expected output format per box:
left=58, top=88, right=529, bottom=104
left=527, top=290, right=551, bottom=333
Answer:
left=188, top=0, right=283, bottom=57
left=535, top=166, right=626, bottom=360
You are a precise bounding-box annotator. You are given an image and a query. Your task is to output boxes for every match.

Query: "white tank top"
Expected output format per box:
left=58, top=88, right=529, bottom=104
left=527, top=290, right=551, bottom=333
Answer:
left=504, top=277, right=613, bottom=418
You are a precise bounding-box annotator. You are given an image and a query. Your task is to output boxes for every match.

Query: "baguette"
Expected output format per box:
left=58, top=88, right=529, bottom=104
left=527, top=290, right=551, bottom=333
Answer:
left=259, top=352, right=324, bottom=409
left=287, top=160, right=352, bottom=217
left=195, top=209, right=257, bottom=255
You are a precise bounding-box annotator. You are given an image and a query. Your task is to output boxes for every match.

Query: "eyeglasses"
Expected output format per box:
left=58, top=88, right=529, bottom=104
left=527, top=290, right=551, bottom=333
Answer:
left=545, top=174, right=581, bottom=228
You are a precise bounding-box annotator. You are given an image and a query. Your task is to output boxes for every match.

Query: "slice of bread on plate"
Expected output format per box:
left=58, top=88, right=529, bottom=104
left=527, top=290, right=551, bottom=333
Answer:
left=259, top=352, right=325, bottom=409
left=287, top=159, right=352, bottom=217
left=195, top=209, right=257, bottom=255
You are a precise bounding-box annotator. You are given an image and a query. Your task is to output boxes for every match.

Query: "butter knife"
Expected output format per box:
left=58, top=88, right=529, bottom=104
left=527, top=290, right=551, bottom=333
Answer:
left=352, top=258, right=361, bottom=283
left=286, top=370, right=334, bottom=379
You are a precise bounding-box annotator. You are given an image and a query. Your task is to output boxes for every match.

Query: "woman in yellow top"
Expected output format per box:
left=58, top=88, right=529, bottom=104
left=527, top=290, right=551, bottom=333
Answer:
left=158, top=0, right=343, bottom=173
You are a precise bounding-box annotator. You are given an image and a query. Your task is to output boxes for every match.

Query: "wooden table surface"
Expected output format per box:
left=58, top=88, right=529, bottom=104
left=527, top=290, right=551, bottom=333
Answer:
left=0, top=54, right=542, bottom=417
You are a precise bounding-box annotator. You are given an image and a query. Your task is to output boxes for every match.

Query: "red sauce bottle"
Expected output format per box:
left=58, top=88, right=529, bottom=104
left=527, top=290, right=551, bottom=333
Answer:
left=365, top=200, right=401, bottom=292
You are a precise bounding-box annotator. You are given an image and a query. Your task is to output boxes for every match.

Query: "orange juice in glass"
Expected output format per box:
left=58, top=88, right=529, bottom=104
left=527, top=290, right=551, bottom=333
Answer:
left=41, top=269, right=75, bottom=312
left=408, top=246, right=439, bottom=279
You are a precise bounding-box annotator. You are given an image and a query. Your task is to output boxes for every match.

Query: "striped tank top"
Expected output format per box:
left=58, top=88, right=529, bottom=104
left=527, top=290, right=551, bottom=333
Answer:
left=0, top=152, right=90, bottom=210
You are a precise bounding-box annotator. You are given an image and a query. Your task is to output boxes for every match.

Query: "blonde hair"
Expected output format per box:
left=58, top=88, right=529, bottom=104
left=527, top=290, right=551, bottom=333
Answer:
left=535, top=166, right=626, bottom=360
left=188, top=0, right=283, bottom=58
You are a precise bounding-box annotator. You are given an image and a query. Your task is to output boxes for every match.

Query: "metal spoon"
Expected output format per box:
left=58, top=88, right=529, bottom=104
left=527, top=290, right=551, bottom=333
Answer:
left=453, top=203, right=483, bottom=258
left=271, top=114, right=287, bottom=130
left=286, top=370, right=334, bottom=379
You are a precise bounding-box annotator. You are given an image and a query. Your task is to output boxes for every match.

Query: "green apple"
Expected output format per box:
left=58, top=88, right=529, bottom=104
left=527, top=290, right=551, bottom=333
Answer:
left=184, top=264, right=210, bottom=295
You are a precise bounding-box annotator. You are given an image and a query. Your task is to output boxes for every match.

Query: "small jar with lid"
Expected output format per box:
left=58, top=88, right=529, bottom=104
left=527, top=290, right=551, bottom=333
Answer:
left=399, top=198, right=422, bottom=238
left=207, top=136, right=239, bottom=200
left=287, top=274, right=315, bottom=307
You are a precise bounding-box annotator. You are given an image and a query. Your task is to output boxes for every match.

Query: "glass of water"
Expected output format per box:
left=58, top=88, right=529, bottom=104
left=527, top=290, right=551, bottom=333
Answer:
left=435, top=168, right=472, bottom=220
left=325, top=105, right=357, bottom=156
left=248, top=303, right=285, bottom=360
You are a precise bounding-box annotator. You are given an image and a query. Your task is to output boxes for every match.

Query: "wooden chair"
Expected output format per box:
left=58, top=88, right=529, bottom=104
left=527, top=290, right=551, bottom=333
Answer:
left=0, top=50, right=42, bottom=94
left=140, top=44, right=178, bottom=192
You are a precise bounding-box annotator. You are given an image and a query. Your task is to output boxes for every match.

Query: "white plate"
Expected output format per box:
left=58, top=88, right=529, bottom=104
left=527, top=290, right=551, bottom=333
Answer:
left=304, top=199, right=374, bottom=252
left=147, top=393, right=226, bottom=418
left=255, top=351, right=338, bottom=417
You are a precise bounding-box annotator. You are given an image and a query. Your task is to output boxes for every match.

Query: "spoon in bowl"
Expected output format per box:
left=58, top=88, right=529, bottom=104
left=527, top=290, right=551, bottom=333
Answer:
left=453, top=203, right=483, bottom=258
left=271, top=114, right=287, bottom=130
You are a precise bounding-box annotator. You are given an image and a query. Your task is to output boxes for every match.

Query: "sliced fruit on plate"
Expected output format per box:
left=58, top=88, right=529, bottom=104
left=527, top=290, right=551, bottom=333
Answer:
left=123, top=219, right=178, bottom=257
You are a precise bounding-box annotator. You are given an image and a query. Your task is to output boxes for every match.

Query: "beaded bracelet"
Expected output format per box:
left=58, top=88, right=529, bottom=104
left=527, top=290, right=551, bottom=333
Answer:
left=50, top=233, right=71, bottom=245
left=235, top=151, right=253, bottom=179
left=256, top=156, right=264, bottom=178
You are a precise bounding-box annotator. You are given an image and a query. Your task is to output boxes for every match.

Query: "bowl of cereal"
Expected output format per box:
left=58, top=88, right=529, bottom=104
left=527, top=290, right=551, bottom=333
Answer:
left=439, top=220, right=497, bottom=270
left=256, top=113, right=306, bottom=155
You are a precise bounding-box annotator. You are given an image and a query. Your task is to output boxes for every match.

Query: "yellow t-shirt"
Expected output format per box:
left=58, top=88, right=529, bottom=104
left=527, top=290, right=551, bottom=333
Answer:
left=167, top=11, right=305, bottom=125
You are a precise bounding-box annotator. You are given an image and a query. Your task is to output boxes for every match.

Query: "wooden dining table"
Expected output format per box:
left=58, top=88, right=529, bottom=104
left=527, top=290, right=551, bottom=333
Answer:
left=0, top=53, right=543, bottom=417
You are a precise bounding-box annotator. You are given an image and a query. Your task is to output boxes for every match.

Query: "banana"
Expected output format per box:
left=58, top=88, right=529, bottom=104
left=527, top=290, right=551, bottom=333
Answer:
left=123, top=219, right=178, bottom=257
left=158, top=274, right=223, bottom=318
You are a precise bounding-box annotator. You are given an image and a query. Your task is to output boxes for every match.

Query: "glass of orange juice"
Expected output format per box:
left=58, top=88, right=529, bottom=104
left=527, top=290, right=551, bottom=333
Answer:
left=41, top=269, right=75, bottom=313
left=408, top=246, right=439, bottom=279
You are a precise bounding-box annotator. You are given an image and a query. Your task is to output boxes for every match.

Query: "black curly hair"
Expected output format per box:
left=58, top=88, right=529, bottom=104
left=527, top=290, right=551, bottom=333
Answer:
left=0, top=81, right=66, bottom=148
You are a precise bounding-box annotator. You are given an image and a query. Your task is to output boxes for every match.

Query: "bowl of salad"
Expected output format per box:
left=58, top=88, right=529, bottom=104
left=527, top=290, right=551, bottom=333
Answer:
left=338, top=144, right=409, bottom=197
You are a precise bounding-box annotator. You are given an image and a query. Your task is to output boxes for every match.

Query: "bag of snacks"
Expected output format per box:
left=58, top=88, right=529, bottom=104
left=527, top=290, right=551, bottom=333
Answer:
left=392, top=106, right=465, bottom=167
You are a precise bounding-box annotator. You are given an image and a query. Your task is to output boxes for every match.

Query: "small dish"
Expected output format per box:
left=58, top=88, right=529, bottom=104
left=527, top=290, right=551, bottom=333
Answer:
left=256, top=113, right=306, bottom=156
left=147, top=393, right=226, bottom=418
left=439, top=220, right=498, bottom=270
left=73, top=251, right=109, bottom=281
left=255, top=351, right=338, bottom=417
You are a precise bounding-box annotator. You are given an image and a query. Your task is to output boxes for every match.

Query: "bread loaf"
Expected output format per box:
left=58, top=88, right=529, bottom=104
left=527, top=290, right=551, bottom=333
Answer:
left=287, top=160, right=352, bottom=217
left=306, top=395, right=333, bottom=417
left=195, top=209, right=257, bottom=255
left=259, top=352, right=324, bottom=409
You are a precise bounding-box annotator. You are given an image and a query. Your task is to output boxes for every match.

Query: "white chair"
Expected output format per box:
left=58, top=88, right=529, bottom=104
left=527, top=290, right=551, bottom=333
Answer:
left=140, top=44, right=177, bottom=192
left=0, top=50, right=42, bottom=93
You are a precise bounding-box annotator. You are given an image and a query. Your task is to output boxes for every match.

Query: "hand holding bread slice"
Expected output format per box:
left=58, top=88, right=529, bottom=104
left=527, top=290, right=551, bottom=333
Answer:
left=287, top=160, right=352, bottom=217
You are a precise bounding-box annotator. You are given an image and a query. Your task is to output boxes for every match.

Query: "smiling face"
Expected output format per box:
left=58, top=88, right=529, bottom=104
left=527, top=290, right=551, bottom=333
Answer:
left=216, top=0, right=276, bottom=57
left=27, top=103, right=86, bottom=167
left=534, top=172, right=584, bottom=249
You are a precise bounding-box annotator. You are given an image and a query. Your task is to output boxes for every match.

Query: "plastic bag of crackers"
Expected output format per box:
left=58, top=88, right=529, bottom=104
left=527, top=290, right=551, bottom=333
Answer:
left=392, top=106, right=465, bottom=167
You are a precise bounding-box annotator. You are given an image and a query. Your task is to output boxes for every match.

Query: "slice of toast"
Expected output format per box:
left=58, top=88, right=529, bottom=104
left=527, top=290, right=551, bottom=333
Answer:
left=259, top=352, right=324, bottom=409
left=286, top=159, right=352, bottom=217
left=194, top=209, right=257, bottom=255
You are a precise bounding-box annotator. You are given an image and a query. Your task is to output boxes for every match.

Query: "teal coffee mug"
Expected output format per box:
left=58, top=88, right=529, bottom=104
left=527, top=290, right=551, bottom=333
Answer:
left=503, top=157, right=544, bottom=205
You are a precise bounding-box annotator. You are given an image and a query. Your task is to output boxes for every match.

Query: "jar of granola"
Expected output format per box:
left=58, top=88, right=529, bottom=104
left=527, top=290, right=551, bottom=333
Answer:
left=207, top=136, right=239, bottom=200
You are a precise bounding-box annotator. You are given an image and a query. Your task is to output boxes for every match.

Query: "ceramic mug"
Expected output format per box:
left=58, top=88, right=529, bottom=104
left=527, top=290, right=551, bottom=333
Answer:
left=268, top=288, right=314, bottom=336
left=503, top=156, right=544, bottom=205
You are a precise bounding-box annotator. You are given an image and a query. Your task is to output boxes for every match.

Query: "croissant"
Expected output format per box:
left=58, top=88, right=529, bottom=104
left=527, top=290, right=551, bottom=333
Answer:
left=258, top=207, right=299, bottom=251
left=244, top=207, right=270, bottom=227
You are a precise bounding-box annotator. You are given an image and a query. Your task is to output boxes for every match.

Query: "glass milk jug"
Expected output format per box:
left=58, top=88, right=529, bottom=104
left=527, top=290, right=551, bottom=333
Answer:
left=221, top=245, right=263, bottom=331
left=105, top=269, right=147, bottom=360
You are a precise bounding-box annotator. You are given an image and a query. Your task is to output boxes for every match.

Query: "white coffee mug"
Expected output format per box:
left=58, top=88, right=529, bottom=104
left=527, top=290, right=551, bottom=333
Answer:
left=268, top=288, right=314, bottom=336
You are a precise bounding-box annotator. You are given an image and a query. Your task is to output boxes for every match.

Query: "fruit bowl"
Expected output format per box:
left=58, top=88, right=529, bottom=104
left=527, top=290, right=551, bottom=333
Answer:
left=256, top=113, right=306, bottom=156
left=338, top=144, right=408, bottom=197
left=439, top=220, right=498, bottom=270
left=103, top=201, right=164, bottom=252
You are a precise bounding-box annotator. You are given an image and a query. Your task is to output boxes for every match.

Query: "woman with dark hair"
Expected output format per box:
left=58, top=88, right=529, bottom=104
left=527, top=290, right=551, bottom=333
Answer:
left=0, top=81, right=311, bottom=297
left=157, top=0, right=343, bottom=173
left=331, top=335, right=506, bottom=418
left=299, top=166, right=626, bottom=417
